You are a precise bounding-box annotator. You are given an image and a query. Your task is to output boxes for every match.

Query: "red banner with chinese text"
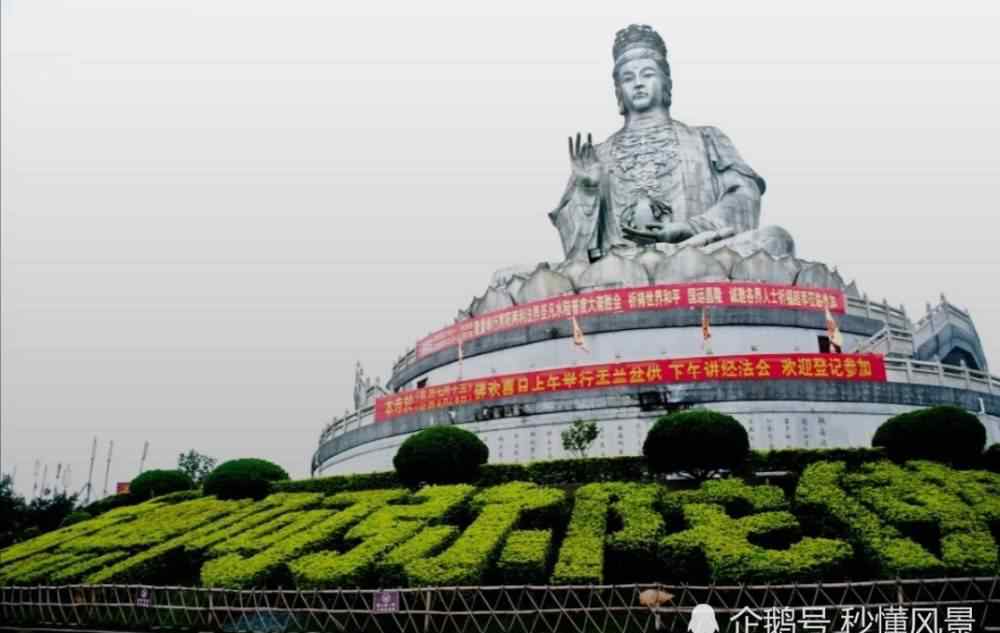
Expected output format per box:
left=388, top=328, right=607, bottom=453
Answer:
left=375, top=352, right=885, bottom=422
left=416, top=282, right=845, bottom=359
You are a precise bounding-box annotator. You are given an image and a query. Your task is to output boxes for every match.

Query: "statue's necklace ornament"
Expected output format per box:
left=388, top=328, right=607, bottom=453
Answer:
left=611, top=122, right=682, bottom=229
left=610, top=122, right=680, bottom=198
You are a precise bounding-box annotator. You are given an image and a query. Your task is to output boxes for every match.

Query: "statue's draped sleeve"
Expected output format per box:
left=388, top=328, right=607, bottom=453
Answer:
left=685, top=126, right=765, bottom=235
left=548, top=163, right=620, bottom=262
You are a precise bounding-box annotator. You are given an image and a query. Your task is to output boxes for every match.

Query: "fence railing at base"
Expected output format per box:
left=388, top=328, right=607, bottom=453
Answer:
left=2, top=578, right=999, bottom=633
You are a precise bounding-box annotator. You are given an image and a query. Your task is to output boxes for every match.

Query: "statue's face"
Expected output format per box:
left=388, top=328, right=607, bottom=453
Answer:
left=617, top=57, right=667, bottom=114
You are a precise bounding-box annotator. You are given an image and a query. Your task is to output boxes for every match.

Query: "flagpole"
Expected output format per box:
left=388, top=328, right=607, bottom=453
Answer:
left=701, top=308, right=713, bottom=356
left=571, top=316, right=589, bottom=353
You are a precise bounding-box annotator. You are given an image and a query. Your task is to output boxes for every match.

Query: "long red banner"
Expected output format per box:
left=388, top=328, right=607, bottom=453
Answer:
left=416, top=282, right=845, bottom=359
left=375, top=353, right=884, bottom=422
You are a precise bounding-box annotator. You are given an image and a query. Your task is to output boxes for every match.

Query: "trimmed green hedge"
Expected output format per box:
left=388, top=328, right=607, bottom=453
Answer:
left=293, top=457, right=648, bottom=493
left=379, top=526, right=458, bottom=587
left=872, top=405, right=986, bottom=466
left=846, top=460, right=999, bottom=575
left=276, top=471, right=402, bottom=495
left=660, top=503, right=851, bottom=583
left=203, top=459, right=290, bottom=501
left=675, top=478, right=787, bottom=516
left=129, top=469, right=194, bottom=501
left=643, top=409, right=750, bottom=479
left=404, top=483, right=564, bottom=586
left=285, top=450, right=883, bottom=498
left=660, top=478, right=850, bottom=583
left=497, top=530, right=552, bottom=584
left=795, top=461, right=946, bottom=578
left=80, top=492, right=140, bottom=518
left=746, top=448, right=885, bottom=474
left=393, top=427, right=489, bottom=486
left=200, top=489, right=404, bottom=588
left=3, top=459, right=997, bottom=588
left=289, top=485, right=474, bottom=588
left=550, top=484, right=609, bottom=585
left=59, top=511, right=93, bottom=528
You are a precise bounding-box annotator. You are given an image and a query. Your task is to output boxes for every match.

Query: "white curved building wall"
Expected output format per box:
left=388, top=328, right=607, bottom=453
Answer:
left=316, top=401, right=1000, bottom=477
left=400, top=325, right=866, bottom=390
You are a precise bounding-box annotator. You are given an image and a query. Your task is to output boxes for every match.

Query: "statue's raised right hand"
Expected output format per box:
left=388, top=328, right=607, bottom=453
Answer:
left=569, top=132, right=602, bottom=188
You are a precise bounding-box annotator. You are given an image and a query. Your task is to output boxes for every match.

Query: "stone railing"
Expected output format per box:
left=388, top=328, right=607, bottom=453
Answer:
left=319, top=406, right=374, bottom=444
left=844, top=295, right=910, bottom=330
left=853, top=326, right=915, bottom=357
left=884, top=357, right=999, bottom=396
left=392, top=347, right=417, bottom=376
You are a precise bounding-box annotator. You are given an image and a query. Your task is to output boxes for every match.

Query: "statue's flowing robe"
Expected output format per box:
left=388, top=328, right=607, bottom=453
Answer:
left=549, top=120, right=767, bottom=261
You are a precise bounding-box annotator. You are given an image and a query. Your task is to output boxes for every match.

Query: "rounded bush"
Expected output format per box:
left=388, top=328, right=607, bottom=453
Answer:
left=60, top=511, right=92, bottom=527
left=83, top=492, right=137, bottom=516
left=203, top=458, right=289, bottom=500
left=871, top=405, right=986, bottom=465
left=642, top=409, right=749, bottom=480
left=393, top=426, right=489, bottom=486
left=130, top=469, right=194, bottom=501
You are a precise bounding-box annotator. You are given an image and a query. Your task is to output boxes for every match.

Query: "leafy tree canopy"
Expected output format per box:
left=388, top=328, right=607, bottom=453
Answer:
left=561, top=420, right=600, bottom=458
left=178, top=450, right=218, bottom=485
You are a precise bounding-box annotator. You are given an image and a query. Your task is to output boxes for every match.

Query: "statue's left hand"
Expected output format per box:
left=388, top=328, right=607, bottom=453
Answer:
left=623, top=221, right=694, bottom=243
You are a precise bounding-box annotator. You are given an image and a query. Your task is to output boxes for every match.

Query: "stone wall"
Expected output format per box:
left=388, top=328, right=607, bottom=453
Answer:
left=314, top=378, right=1000, bottom=475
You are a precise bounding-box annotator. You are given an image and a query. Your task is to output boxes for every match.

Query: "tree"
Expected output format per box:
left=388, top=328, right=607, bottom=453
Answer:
left=643, top=409, right=750, bottom=481
left=25, top=492, right=79, bottom=534
left=0, top=474, right=27, bottom=547
left=561, top=420, right=600, bottom=458
left=177, top=450, right=217, bottom=485
left=0, top=475, right=79, bottom=545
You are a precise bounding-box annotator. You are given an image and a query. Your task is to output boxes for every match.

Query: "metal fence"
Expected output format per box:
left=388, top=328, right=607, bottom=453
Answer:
left=2, top=578, right=999, bottom=633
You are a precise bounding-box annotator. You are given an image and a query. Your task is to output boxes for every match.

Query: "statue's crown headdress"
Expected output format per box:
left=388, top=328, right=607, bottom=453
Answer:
left=613, top=24, right=667, bottom=65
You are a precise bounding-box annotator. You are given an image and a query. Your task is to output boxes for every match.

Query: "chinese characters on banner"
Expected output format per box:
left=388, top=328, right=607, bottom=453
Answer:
left=375, top=353, right=885, bottom=422
left=415, top=282, right=845, bottom=359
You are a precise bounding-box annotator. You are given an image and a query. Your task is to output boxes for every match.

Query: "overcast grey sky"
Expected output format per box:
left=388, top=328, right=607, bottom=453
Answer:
left=3, top=1, right=999, bottom=499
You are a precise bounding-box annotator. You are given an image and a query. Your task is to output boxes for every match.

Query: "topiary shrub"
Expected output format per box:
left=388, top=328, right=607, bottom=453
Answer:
left=60, top=510, right=92, bottom=527
left=129, top=469, right=194, bottom=501
left=202, top=458, right=289, bottom=500
left=393, top=426, right=489, bottom=486
left=83, top=491, right=138, bottom=516
left=983, top=443, right=1000, bottom=473
left=871, top=405, right=986, bottom=466
left=643, top=409, right=749, bottom=481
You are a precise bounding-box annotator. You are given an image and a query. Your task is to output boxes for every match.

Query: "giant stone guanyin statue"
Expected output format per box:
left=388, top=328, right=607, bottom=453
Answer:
left=550, top=24, right=795, bottom=263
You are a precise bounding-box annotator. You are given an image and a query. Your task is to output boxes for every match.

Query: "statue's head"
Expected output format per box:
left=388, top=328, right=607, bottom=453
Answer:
left=612, top=24, right=672, bottom=115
